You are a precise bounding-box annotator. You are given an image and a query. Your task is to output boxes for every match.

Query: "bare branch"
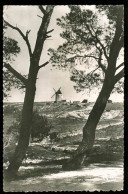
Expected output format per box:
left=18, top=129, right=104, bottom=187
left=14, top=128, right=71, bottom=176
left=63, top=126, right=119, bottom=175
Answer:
left=45, top=35, right=52, bottom=39
left=37, top=15, right=43, bottom=19
left=114, top=68, right=124, bottom=84
left=38, top=61, right=49, bottom=69
left=39, top=6, right=47, bottom=15
left=4, top=63, right=27, bottom=86
left=116, top=62, right=124, bottom=71
left=46, top=29, right=54, bottom=34
left=26, top=30, right=31, bottom=37
left=4, top=20, right=32, bottom=57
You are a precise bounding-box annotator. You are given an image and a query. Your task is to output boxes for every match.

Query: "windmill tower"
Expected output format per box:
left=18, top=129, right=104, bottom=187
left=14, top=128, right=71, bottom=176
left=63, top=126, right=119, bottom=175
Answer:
left=51, top=87, right=63, bottom=102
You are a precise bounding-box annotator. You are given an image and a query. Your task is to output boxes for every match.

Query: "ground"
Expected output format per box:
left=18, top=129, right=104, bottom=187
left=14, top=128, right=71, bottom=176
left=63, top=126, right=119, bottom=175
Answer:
left=3, top=102, right=124, bottom=191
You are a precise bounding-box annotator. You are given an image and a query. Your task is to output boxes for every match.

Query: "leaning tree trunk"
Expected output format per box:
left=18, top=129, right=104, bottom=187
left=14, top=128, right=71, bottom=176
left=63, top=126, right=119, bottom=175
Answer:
left=63, top=74, right=115, bottom=170
left=62, top=6, right=123, bottom=171
left=7, top=66, right=38, bottom=176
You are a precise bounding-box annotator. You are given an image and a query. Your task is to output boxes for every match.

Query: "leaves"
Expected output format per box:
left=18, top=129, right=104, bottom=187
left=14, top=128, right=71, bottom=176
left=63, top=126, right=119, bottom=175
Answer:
left=3, top=22, right=25, bottom=98
left=49, top=5, right=123, bottom=93
left=3, top=37, right=20, bottom=63
left=3, top=70, right=26, bottom=99
left=112, top=78, right=124, bottom=94
left=97, top=5, right=124, bottom=23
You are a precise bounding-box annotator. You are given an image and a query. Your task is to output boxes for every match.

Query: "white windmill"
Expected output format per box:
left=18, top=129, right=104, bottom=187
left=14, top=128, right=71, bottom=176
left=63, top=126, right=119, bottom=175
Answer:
left=51, top=87, right=63, bottom=102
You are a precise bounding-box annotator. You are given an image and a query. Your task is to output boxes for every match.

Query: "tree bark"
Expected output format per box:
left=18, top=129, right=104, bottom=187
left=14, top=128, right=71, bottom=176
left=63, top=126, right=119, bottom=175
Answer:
left=62, top=74, right=115, bottom=170
left=6, top=67, right=38, bottom=176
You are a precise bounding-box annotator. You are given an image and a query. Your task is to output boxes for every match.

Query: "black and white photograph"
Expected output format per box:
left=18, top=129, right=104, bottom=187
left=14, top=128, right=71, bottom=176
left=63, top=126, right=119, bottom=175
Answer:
left=3, top=5, right=124, bottom=191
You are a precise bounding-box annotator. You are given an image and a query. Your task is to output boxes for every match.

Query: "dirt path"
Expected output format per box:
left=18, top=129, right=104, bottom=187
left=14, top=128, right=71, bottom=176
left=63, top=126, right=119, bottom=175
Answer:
left=4, top=161, right=123, bottom=191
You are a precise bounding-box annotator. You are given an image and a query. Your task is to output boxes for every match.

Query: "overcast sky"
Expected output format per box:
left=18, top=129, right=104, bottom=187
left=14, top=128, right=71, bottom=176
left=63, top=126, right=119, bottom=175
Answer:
left=3, top=5, right=123, bottom=102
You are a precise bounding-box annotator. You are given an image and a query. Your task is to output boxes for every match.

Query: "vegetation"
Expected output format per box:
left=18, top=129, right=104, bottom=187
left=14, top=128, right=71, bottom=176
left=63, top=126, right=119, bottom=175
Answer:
left=6, top=110, right=52, bottom=141
left=31, top=111, right=52, bottom=141
left=4, top=109, right=52, bottom=164
left=4, top=105, right=19, bottom=115
left=48, top=5, right=124, bottom=170
left=3, top=23, right=24, bottom=99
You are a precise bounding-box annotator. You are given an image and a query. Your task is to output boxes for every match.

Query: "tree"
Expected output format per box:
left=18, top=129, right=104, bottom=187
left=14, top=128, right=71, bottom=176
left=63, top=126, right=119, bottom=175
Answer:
left=48, top=5, right=124, bottom=170
left=4, top=5, right=55, bottom=177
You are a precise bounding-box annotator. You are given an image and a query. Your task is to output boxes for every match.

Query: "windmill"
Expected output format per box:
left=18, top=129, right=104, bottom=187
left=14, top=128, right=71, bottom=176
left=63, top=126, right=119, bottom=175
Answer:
left=51, top=87, right=63, bottom=102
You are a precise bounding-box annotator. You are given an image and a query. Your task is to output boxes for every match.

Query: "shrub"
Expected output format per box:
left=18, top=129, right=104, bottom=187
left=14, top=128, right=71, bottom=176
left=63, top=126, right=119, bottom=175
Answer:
left=4, top=104, right=18, bottom=115
left=7, top=121, right=20, bottom=134
left=7, top=109, right=52, bottom=142
left=31, top=110, right=52, bottom=141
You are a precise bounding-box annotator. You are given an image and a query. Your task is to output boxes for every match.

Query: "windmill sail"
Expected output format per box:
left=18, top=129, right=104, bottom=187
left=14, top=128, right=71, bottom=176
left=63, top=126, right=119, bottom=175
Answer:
left=51, top=87, right=62, bottom=102
left=51, top=93, right=55, bottom=98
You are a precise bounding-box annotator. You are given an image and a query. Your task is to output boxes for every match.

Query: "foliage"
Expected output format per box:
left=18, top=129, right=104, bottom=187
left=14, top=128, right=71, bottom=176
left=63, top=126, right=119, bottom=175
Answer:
left=48, top=5, right=124, bottom=93
left=3, top=35, right=20, bottom=63
left=3, top=22, right=26, bottom=99
left=96, top=5, right=124, bottom=23
left=7, top=121, right=20, bottom=135
left=30, top=110, right=53, bottom=141
left=7, top=110, right=53, bottom=142
left=4, top=105, right=19, bottom=115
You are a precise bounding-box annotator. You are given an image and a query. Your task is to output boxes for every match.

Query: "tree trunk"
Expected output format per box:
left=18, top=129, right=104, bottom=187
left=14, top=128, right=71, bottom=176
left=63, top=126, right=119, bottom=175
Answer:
left=62, top=75, right=115, bottom=170
left=6, top=66, right=38, bottom=177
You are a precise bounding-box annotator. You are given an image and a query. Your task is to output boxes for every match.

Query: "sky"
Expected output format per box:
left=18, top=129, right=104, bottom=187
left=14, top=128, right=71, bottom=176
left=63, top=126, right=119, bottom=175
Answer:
left=3, top=5, right=123, bottom=102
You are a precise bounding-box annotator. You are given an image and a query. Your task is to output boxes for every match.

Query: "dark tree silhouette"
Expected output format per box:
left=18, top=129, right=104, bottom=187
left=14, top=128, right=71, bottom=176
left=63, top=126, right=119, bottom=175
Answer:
left=48, top=5, right=124, bottom=170
left=4, top=5, right=55, bottom=177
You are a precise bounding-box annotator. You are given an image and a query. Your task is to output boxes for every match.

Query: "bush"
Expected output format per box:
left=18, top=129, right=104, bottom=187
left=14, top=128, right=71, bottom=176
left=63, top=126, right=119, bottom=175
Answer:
left=4, top=105, right=18, bottom=115
left=7, top=121, right=20, bottom=134
left=7, top=110, right=52, bottom=142
left=31, top=110, right=52, bottom=141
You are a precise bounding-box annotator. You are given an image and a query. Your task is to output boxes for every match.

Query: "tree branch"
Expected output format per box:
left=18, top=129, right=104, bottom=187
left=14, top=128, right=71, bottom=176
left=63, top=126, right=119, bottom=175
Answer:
left=38, top=61, right=49, bottom=69
left=45, top=35, right=52, bottom=39
left=114, top=68, right=124, bottom=84
left=39, top=6, right=47, bottom=15
left=86, top=24, right=109, bottom=61
left=98, top=50, right=106, bottom=73
left=95, top=36, right=109, bottom=61
left=116, top=62, right=124, bottom=71
left=88, top=67, right=99, bottom=76
left=66, top=54, right=99, bottom=62
left=108, top=12, right=123, bottom=67
left=4, top=20, right=32, bottom=57
left=46, top=29, right=54, bottom=34
left=33, top=5, right=55, bottom=60
left=4, top=63, right=27, bottom=86
left=37, top=15, right=43, bottom=19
